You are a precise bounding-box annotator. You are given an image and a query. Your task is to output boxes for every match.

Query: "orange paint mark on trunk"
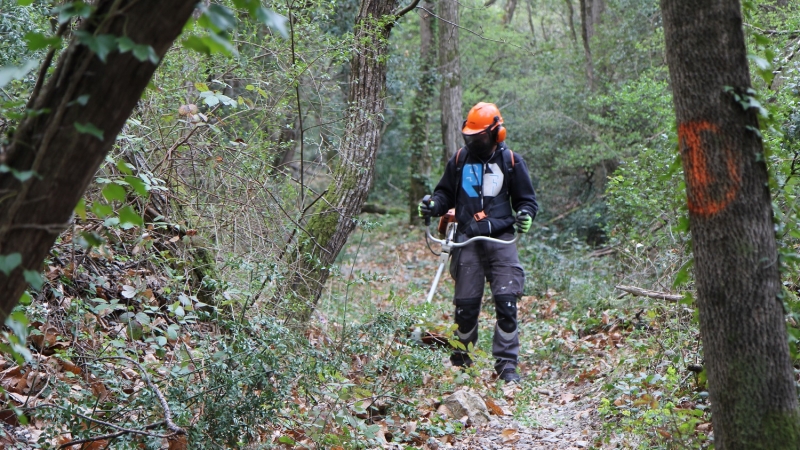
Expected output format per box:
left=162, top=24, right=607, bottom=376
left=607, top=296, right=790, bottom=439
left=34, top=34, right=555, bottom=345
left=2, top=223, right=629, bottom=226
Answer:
left=679, top=121, right=741, bottom=217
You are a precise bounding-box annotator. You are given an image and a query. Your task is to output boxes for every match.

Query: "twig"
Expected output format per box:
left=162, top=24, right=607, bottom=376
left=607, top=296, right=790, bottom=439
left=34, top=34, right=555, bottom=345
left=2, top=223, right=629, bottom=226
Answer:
left=393, top=0, right=422, bottom=18
left=416, top=6, right=526, bottom=49
left=152, top=125, right=199, bottom=173
left=26, top=22, right=70, bottom=110
left=615, top=285, right=683, bottom=302
left=29, top=403, right=172, bottom=441
left=97, top=356, right=185, bottom=435
left=57, top=421, right=167, bottom=448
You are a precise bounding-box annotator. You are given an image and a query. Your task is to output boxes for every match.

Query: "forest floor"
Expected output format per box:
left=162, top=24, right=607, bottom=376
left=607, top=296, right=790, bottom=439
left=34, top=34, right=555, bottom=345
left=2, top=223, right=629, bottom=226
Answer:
left=0, top=214, right=711, bottom=449
left=323, top=216, right=712, bottom=450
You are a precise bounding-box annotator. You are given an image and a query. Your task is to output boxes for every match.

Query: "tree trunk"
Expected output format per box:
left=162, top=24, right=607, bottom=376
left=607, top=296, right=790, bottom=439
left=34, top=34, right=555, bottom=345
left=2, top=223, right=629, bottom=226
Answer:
left=661, top=0, right=800, bottom=447
left=282, top=0, right=401, bottom=320
left=526, top=0, right=537, bottom=46
left=579, top=0, right=595, bottom=91
left=590, top=0, right=604, bottom=34
left=271, top=116, right=299, bottom=174
left=408, top=0, right=436, bottom=223
left=439, top=0, right=463, bottom=166
left=0, top=0, right=197, bottom=321
left=564, top=0, right=577, bottom=43
left=502, top=0, right=519, bottom=25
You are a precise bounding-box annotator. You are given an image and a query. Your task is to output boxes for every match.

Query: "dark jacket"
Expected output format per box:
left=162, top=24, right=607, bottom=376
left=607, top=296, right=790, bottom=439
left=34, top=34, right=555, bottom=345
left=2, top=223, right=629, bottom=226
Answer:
left=431, top=143, right=538, bottom=237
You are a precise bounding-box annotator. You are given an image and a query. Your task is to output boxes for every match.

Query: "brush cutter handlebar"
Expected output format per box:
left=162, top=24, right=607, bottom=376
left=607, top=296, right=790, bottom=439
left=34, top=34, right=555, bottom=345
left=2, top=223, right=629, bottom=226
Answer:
left=425, top=226, right=520, bottom=248
left=423, top=223, right=519, bottom=303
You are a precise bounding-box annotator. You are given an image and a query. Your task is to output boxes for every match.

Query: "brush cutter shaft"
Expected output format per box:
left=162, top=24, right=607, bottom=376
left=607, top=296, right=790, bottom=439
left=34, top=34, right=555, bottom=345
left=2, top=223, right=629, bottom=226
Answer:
left=423, top=225, right=519, bottom=302
left=425, top=227, right=520, bottom=248
left=425, top=260, right=447, bottom=303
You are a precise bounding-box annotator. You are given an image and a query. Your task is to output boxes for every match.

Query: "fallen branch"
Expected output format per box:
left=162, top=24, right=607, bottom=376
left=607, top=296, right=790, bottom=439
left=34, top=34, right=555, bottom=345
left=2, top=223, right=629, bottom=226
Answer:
left=99, top=356, right=185, bottom=435
left=615, top=285, right=683, bottom=302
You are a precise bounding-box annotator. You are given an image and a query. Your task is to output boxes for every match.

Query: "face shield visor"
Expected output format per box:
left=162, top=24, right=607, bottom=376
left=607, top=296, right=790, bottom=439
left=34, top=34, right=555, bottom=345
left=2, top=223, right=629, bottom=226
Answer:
left=463, top=129, right=495, bottom=160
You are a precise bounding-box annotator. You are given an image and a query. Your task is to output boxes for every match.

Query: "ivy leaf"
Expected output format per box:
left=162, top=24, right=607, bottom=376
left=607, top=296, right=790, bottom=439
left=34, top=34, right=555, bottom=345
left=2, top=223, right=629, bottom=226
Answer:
left=182, top=34, right=236, bottom=56
left=74, top=198, right=87, bottom=220
left=116, top=160, right=133, bottom=175
left=0, top=60, right=39, bottom=89
left=53, top=1, right=93, bottom=24
left=132, top=44, right=159, bottom=64
left=69, top=94, right=90, bottom=106
left=748, top=54, right=771, bottom=71
left=0, top=164, right=39, bottom=182
left=23, top=270, right=44, bottom=291
left=24, top=32, right=62, bottom=51
left=124, top=176, right=149, bottom=197
left=74, top=122, right=104, bottom=140
left=117, top=36, right=136, bottom=52
left=90, top=202, right=113, bottom=218
left=102, top=183, right=126, bottom=202
left=204, top=4, right=236, bottom=32
left=256, top=8, right=288, bottom=38
left=121, top=285, right=137, bottom=299
left=119, top=205, right=143, bottom=229
left=79, top=231, right=104, bottom=248
left=202, top=93, right=220, bottom=107
left=0, top=253, right=22, bottom=276
left=75, top=31, right=118, bottom=63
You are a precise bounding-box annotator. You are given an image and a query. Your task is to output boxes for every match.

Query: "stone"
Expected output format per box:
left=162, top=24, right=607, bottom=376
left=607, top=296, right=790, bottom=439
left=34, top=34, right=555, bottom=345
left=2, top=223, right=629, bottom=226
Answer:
left=443, top=390, right=491, bottom=426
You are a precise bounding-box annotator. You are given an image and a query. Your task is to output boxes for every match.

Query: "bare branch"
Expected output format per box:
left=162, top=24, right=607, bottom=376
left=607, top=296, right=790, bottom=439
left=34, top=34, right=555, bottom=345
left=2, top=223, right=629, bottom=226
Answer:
left=394, top=0, right=422, bottom=18
left=98, top=356, right=185, bottom=435
left=615, top=285, right=683, bottom=302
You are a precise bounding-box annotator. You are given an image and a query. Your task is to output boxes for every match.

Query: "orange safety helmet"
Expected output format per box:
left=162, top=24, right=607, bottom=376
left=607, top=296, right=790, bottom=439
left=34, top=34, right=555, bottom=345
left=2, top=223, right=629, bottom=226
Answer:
left=461, top=102, right=506, bottom=143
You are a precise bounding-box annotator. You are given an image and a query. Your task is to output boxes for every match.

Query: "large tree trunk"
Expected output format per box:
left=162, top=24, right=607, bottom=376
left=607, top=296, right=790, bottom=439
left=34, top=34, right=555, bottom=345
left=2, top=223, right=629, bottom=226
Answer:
left=439, top=0, right=463, bottom=166
left=661, top=0, right=800, bottom=447
left=578, top=0, right=595, bottom=91
left=502, top=0, right=519, bottom=25
left=564, top=0, right=577, bottom=43
left=526, top=0, right=537, bottom=46
left=0, top=0, right=196, bottom=321
left=282, top=0, right=402, bottom=319
left=408, top=0, right=436, bottom=223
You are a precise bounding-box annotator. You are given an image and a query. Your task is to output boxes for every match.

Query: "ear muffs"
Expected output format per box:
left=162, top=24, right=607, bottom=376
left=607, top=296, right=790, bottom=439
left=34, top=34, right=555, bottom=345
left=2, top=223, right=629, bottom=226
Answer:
left=495, top=125, right=506, bottom=143
left=491, top=116, right=506, bottom=143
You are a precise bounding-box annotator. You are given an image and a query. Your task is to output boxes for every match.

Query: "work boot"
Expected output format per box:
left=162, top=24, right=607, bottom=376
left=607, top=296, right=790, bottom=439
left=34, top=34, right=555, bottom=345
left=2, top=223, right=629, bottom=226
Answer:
left=450, top=352, right=473, bottom=368
left=497, top=365, right=520, bottom=383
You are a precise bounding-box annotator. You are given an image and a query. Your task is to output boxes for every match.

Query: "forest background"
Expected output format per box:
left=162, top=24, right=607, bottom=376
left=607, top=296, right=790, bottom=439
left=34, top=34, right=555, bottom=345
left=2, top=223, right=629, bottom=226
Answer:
left=0, top=0, right=800, bottom=448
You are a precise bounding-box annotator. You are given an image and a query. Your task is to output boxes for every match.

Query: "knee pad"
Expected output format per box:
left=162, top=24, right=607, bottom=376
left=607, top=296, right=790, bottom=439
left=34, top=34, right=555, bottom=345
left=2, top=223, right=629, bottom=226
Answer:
left=494, top=295, right=518, bottom=333
left=454, top=302, right=480, bottom=332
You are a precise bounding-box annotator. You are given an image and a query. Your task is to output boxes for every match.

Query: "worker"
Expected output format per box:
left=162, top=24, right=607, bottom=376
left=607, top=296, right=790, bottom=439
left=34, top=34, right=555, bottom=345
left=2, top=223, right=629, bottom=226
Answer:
left=419, top=102, right=538, bottom=383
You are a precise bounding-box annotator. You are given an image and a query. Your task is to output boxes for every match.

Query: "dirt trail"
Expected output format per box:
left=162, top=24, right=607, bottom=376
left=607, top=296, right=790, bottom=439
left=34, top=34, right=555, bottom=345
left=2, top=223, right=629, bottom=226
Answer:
left=450, top=376, right=603, bottom=449
left=336, top=225, right=617, bottom=449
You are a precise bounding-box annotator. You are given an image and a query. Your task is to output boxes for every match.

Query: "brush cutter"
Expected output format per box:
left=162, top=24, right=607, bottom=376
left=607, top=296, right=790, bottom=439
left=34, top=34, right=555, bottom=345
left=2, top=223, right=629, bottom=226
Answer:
left=421, top=195, right=519, bottom=303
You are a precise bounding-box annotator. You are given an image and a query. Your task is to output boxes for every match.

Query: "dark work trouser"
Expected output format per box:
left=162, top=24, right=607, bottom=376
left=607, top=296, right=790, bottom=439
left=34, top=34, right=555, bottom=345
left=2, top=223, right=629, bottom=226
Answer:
left=450, top=231, right=524, bottom=373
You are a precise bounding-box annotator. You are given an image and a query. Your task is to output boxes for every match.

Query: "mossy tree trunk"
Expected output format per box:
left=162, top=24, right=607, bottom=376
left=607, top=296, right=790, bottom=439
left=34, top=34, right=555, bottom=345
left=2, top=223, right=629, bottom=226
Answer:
left=408, top=0, right=436, bottom=224
left=578, top=0, right=595, bottom=91
left=282, top=0, right=410, bottom=320
left=0, top=0, right=197, bottom=321
left=439, top=0, right=463, bottom=166
left=661, top=0, right=800, bottom=447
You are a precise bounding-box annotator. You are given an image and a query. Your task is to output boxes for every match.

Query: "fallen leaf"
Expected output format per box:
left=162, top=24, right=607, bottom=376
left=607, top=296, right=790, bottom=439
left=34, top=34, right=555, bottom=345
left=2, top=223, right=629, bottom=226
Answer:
left=0, top=409, right=20, bottom=426
left=501, top=428, right=520, bottom=444
left=485, top=396, right=505, bottom=416
left=168, top=434, right=188, bottom=450
left=696, top=422, right=712, bottom=432
left=560, top=392, right=576, bottom=404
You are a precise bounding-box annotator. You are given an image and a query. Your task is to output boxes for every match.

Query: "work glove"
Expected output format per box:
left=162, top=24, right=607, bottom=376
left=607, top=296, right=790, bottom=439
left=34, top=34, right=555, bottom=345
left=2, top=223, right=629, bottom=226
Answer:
left=418, top=198, right=435, bottom=218
left=516, top=210, right=533, bottom=234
